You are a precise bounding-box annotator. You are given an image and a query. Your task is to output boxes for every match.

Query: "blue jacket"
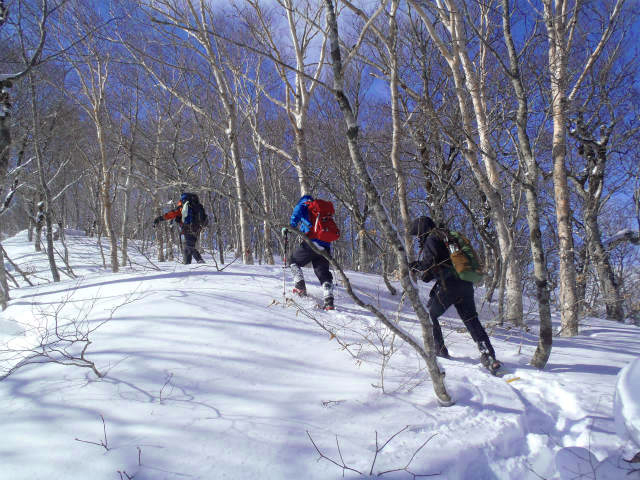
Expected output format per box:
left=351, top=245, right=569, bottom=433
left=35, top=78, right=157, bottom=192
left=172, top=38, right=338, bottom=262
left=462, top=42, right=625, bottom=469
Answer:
left=290, top=195, right=330, bottom=249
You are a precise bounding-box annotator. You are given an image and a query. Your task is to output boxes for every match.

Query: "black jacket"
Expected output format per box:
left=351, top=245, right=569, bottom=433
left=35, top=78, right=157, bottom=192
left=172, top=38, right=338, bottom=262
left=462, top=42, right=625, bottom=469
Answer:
left=411, top=230, right=455, bottom=283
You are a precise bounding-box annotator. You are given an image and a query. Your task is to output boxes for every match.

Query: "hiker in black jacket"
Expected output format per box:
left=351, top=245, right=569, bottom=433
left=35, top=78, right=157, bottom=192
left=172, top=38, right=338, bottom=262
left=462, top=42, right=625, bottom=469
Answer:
left=409, top=216, right=501, bottom=372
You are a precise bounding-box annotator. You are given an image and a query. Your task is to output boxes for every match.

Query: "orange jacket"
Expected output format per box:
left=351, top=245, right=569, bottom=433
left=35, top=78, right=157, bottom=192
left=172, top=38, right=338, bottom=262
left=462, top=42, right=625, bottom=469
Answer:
left=162, top=202, right=183, bottom=223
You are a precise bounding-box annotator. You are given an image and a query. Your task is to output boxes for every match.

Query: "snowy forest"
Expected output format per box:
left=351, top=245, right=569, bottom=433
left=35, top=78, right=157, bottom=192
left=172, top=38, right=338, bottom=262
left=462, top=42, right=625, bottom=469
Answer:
left=1, top=0, right=640, bottom=478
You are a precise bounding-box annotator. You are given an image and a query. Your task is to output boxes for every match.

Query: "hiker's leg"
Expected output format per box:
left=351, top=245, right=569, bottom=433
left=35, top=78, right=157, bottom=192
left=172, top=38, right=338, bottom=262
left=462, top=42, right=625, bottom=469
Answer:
left=453, top=282, right=496, bottom=359
left=290, top=243, right=313, bottom=293
left=427, top=283, right=451, bottom=356
left=311, top=250, right=333, bottom=286
left=183, top=234, right=197, bottom=264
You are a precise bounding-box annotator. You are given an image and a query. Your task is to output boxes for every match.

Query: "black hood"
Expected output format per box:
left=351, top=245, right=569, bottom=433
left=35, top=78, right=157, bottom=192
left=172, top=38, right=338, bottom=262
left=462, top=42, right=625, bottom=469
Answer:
left=409, top=216, right=436, bottom=237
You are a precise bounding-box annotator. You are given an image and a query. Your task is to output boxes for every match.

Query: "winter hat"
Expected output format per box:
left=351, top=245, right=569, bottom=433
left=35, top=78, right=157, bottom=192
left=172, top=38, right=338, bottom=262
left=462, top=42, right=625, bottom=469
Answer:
left=409, top=216, right=436, bottom=237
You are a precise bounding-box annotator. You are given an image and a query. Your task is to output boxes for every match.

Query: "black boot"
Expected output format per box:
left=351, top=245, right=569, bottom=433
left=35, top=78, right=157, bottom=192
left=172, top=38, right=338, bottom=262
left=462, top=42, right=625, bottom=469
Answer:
left=293, top=280, right=307, bottom=296
left=323, top=296, right=334, bottom=311
left=478, top=341, right=502, bottom=374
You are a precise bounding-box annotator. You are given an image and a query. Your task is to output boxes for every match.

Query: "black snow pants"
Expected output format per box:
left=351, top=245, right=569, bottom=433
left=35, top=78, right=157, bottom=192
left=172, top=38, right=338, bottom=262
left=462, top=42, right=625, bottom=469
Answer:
left=290, top=242, right=333, bottom=285
left=183, top=232, right=203, bottom=264
left=427, top=278, right=496, bottom=358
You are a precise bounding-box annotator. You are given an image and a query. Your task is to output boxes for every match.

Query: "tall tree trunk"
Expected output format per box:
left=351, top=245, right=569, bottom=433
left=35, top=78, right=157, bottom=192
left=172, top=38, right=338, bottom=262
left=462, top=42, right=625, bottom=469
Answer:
left=256, top=147, right=274, bottom=265
left=323, top=0, right=451, bottom=406
left=501, top=0, right=552, bottom=367
left=388, top=0, right=413, bottom=261
left=121, top=150, right=133, bottom=267
left=96, top=119, right=119, bottom=273
left=543, top=0, right=579, bottom=336
left=0, top=81, right=12, bottom=307
left=28, top=72, right=60, bottom=282
left=585, top=212, right=624, bottom=319
left=227, top=123, right=253, bottom=265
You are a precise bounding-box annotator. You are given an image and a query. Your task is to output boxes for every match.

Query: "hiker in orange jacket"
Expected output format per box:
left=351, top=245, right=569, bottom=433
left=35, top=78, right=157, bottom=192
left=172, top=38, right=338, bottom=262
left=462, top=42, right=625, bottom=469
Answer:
left=153, top=193, right=207, bottom=264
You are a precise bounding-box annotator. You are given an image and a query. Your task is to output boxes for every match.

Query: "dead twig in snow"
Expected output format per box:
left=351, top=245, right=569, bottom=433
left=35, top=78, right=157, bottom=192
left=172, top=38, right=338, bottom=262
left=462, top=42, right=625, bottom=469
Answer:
left=75, top=414, right=110, bottom=451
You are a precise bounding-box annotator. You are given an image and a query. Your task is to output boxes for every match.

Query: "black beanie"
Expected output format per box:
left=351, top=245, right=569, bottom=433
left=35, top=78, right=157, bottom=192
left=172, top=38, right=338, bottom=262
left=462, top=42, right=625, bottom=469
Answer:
left=409, top=216, right=436, bottom=237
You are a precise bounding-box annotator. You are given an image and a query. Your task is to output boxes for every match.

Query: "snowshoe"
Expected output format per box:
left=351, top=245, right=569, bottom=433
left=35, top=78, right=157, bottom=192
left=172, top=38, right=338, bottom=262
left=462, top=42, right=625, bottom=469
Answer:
left=293, top=280, right=307, bottom=297
left=480, top=352, right=503, bottom=376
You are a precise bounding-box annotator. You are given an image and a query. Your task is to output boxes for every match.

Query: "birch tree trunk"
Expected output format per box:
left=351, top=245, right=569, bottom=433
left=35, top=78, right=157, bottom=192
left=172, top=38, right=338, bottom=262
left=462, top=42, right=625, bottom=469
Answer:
left=569, top=118, right=624, bottom=320
left=542, top=0, right=579, bottom=335
left=27, top=71, right=60, bottom=282
left=323, top=0, right=451, bottom=406
left=387, top=0, right=413, bottom=261
left=541, top=0, right=625, bottom=334
left=120, top=144, right=134, bottom=268
left=501, top=0, right=552, bottom=368
left=408, top=0, right=523, bottom=325
left=254, top=143, right=274, bottom=265
left=95, top=101, right=119, bottom=273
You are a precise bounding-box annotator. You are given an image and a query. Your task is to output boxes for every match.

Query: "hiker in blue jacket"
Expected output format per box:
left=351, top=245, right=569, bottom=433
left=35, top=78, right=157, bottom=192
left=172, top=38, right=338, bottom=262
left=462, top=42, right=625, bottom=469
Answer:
left=283, top=195, right=335, bottom=310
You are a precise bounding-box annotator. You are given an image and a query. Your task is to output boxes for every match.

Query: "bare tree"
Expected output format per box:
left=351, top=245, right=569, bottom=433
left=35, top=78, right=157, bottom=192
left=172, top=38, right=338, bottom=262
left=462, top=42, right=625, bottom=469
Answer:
left=499, top=0, right=552, bottom=367
left=242, top=0, right=328, bottom=197
left=130, top=0, right=254, bottom=264
left=407, top=0, right=524, bottom=326
left=569, top=114, right=625, bottom=320
left=541, top=0, right=626, bottom=335
left=55, top=3, right=120, bottom=272
left=322, top=0, right=452, bottom=406
left=0, top=0, right=52, bottom=307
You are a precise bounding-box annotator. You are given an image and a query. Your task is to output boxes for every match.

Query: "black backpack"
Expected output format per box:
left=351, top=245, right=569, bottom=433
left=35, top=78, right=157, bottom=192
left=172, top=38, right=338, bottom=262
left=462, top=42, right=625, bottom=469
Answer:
left=182, top=193, right=208, bottom=228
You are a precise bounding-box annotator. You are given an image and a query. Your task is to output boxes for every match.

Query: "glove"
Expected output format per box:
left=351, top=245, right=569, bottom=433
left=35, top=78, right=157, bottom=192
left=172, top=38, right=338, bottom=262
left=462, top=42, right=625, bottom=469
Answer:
left=281, top=227, right=289, bottom=236
left=153, top=216, right=163, bottom=226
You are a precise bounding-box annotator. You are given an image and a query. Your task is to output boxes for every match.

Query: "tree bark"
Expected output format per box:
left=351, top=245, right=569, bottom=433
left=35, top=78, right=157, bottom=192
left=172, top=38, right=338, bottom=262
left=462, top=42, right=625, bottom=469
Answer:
left=408, top=0, right=524, bottom=326
left=543, top=0, right=579, bottom=336
left=501, top=0, right=552, bottom=368
left=323, top=0, right=451, bottom=406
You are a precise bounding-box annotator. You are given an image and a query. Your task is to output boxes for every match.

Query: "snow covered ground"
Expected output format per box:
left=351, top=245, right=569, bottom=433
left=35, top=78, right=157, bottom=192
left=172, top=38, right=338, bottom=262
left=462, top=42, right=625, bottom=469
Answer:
left=0, top=230, right=638, bottom=480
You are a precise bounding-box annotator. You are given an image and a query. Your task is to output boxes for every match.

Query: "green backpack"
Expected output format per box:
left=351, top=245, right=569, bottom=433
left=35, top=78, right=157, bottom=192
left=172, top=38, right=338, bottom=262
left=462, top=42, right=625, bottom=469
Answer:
left=441, top=230, right=484, bottom=284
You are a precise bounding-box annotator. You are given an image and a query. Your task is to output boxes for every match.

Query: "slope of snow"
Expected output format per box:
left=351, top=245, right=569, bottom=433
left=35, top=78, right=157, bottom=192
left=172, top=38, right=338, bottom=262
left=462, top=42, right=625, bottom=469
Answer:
left=0, top=230, right=639, bottom=479
left=615, top=358, right=640, bottom=449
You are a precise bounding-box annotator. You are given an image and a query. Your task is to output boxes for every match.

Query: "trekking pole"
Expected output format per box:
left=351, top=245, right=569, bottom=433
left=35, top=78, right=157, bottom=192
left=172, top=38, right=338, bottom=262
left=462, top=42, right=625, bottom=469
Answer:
left=283, top=229, right=289, bottom=306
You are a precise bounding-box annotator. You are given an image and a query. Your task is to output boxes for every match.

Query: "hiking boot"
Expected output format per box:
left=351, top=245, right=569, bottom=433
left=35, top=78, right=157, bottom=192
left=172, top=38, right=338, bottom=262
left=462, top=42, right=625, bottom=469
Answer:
left=480, top=352, right=502, bottom=375
left=293, top=280, right=307, bottom=297
left=323, top=296, right=335, bottom=311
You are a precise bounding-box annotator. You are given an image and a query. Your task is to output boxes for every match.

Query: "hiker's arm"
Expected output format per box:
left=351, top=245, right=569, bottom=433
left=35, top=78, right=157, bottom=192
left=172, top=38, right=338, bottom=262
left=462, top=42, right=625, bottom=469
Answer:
left=163, top=208, right=182, bottom=221
left=410, top=236, right=444, bottom=282
left=290, top=203, right=312, bottom=232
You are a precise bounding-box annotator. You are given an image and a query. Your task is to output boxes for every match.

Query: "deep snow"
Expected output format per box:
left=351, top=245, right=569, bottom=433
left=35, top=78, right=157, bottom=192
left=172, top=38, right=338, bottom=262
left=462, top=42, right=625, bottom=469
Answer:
left=0, top=230, right=638, bottom=479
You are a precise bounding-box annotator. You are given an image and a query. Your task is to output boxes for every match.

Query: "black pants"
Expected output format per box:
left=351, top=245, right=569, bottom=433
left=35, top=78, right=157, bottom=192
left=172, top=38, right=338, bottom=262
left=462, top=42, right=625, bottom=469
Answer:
left=290, top=242, right=332, bottom=285
left=427, top=279, right=496, bottom=358
left=183, top=233, right=203, bottom=264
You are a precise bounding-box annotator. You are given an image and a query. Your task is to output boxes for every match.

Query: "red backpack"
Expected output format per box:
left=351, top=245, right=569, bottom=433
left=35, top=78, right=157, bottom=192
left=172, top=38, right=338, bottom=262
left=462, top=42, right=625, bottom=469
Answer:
left=305, top=199, right=340, bottom=243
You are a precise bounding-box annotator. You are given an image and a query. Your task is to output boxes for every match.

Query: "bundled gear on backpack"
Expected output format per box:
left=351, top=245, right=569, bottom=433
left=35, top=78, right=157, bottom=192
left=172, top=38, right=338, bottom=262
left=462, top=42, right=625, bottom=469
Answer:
left=180, top=192, right=208, bottom=230
left=409, top=216, right=483, bottom=284
left=437, top=230, right=484, bottom=284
